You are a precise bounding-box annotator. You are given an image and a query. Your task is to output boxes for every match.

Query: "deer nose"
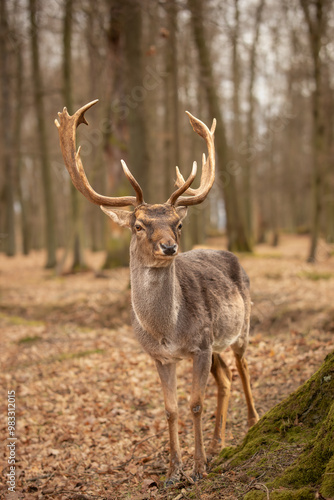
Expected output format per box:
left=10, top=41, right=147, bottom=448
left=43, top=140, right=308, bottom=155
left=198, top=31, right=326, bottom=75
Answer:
left=160, top=243, right=178, bottom=256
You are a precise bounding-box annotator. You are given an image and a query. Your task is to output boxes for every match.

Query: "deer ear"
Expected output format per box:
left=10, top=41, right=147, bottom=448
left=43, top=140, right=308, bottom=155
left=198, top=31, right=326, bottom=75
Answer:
left=100, top=206, right=132, bottom=228
left=175, top=206, right=188, bottom=221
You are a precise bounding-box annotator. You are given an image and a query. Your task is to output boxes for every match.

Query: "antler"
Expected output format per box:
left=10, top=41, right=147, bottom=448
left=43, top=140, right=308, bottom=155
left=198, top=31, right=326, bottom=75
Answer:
left=167, top=112, right=216, bottom=207
left=54, top=100, right=144, bottom=207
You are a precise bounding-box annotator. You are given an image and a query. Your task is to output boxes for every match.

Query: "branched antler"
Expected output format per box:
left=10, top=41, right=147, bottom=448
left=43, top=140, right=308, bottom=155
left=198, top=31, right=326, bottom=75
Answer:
left=167, top=112, right=216, bottom=207
left=55, top=100, right=144, bottom=207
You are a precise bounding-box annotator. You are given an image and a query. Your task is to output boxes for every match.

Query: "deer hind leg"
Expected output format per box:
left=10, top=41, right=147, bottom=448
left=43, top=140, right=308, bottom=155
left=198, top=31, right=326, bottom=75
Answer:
left=233, top=352, right=259, bottom=427
left=155, top=361, right=182, bottom=485
left=190, top=349, right=212, bottom=481
left=208, top=353, right=232, bottom=458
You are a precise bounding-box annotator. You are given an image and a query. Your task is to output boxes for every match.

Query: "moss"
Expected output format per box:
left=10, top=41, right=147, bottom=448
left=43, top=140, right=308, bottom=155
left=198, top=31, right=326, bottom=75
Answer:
left=215, top=352, right=334, bottom=491
left=18, top=335, right=42, bottom=344
left=274, top=401, right=334, bottom=489
left=321, top=453, right=334, bottom=496
left=244, top=486, right=315, bottom=500
left=0, top=313, right=44, bottom=327
left=297, top=270, right=332, bottom=281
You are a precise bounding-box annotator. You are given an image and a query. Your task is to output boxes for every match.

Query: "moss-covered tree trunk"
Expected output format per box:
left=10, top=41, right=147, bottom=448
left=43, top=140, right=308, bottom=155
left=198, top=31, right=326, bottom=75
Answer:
left=216, top=351, right=334, bottom=499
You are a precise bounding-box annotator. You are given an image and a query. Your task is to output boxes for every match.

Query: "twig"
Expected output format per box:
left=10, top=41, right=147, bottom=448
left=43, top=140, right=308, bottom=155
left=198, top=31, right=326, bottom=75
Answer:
left=254, top=482, right=270, bottom=500
left=180, top=469, right=195, bottom=485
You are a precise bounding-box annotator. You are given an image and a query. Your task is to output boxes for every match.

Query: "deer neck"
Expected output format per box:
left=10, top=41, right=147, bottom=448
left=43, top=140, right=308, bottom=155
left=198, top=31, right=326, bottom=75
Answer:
left=129, top=251, right=181, bottom=341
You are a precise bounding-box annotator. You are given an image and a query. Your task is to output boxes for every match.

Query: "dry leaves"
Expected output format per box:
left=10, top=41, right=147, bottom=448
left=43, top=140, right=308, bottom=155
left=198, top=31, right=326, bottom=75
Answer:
left=0, top=235, right=333, bottom=499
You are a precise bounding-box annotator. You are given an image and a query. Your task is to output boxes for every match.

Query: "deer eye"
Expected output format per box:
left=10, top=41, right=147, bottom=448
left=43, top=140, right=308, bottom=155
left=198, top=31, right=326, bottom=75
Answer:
left=135, top=224, right=143, bottom=232
left=178, top=222, right=183, bottom=230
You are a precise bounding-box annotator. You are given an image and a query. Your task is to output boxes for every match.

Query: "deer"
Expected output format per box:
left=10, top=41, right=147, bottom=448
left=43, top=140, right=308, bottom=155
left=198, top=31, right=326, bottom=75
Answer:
left=55, top=100, right=259, bottom=485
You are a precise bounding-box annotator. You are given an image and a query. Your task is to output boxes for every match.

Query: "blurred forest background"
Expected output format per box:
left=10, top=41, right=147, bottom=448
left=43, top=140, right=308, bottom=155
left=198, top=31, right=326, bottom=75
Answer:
left=0, top=0, right=334, bottom=270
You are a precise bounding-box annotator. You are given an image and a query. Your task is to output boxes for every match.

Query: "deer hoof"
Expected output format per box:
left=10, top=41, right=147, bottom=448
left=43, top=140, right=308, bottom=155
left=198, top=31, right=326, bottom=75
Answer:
left=191, top=461, right=206, bottom=482
left=248, top=412, right=260, bottom=427
left=164, top=467, right=182, bottom=487
left=207, top=438, right=222, bottom=460
left=191, top=471, right=203, bottom=482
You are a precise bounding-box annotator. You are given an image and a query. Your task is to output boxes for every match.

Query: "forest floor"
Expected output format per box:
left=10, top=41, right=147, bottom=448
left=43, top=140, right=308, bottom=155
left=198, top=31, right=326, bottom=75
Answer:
left=0, top=234, right=333, bottom=500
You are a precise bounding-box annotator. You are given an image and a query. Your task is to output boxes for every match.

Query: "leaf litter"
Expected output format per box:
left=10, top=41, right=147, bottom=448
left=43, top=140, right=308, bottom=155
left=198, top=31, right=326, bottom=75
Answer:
left=0, top=235, right=333, bottom=499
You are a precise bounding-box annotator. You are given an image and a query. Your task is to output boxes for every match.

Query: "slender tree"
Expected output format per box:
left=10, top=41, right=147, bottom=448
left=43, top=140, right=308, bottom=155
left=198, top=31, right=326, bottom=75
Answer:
left=0, top=0, right=16, bottom=256
left=300, top=0, right=328, bottom=262
left=188, top=0, right=250, bottom=251
left=29, top=0, right=57, bottom=267
left=62, top=0, right=86, bottom=272
left=123, top=0, right=150, bottom=198
left=14, top=31, right=30, bottom=255
left=163, top=0, right=180, bottom=201
left=243, top=0, right=265, bottom=246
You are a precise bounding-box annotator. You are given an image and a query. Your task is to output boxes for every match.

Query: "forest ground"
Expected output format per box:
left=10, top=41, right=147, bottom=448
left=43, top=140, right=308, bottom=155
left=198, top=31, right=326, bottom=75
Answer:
left=0, top=234, right=333, bottom=500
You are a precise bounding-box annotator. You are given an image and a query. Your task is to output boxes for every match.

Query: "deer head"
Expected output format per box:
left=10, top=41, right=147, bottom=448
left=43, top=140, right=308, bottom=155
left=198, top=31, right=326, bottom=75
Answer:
left=55, top=100, right=216, bottom=267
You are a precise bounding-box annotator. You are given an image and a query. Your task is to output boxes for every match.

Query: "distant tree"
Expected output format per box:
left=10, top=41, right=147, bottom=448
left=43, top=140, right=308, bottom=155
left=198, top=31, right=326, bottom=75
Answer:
left=123, top=0, right=150, bottom=198
left=29, top=0, right=57, bottom=268
left=243, top=0, right=266, bottom=247
left=60, top=0, right=87, bottom=272
left=188, top=0, right=251, bottom=252
left=300, top=0, right=329, bottom=262
left=0, top=0, right=16, bottom=256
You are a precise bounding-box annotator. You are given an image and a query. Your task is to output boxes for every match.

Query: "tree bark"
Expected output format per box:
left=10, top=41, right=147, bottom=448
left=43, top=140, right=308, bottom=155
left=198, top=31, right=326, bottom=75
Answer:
left=0, top=0, right=16, bottom=256
left=188, top=0, right=250, bottom=252
left=62, top=0, right=86, bottom=272
left=14, top=31, right=30, bottom=255
left=163, top=0, right=180, bottom=201
left=300, top=0, right=327, bottom=262
left=123, top=0, right=150, bottom=198
left=243, top=0, right=265, bottom=248
left=29, top=0, right=57, bottom=267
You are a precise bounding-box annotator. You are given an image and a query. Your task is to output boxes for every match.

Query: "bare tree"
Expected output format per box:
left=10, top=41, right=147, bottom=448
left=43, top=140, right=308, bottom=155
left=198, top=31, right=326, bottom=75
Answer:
left=0, top=0, right=16, bottom=256
left=188, top=0, right=250, bottom=251
left=300, top=0, right=329, bottom=262
left=61, top=0, right=87, bottom=272
left=243, top=0, right=266, bottom=246
left=123, top=0, right=150, bottom=197
left=29, top=0, right=57, bottom=267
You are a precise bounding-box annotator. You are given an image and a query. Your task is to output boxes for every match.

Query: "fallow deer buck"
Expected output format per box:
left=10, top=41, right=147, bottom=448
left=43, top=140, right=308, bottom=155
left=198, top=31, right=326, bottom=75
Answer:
left=55, top=100, right=259, bottom=484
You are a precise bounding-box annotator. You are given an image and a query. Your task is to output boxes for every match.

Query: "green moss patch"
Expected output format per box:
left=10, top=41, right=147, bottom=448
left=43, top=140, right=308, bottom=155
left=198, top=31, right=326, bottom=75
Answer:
left=214, top=351, right=334, bottom=497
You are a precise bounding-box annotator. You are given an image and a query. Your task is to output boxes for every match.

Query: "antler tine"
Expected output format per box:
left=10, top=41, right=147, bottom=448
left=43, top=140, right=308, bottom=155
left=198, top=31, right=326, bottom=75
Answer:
left=121, top=160, right=144, bottom=205
left=167, top=112, right=216, bottom=207
left=174, top=153, right=208, bottom=196
left=167, top=161, right=198, bottom=205
left=55, top=100, right=143, bottom=208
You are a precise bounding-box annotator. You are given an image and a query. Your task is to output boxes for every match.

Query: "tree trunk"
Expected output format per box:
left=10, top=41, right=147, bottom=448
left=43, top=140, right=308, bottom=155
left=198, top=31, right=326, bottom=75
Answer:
left=188, top=0, right=250, bottom=252
left=14, top=31, right=30, bottom=255
left=0, top=0, right=16, bottom=256
left=123, top=0, right=150, bottom=198
left=243, top=0, right=265, bottom=248
left=102, top=0, right=130, bottom=270
left=163, top=0, right=180, bottom=202
left=29, top=0, right=57, bottom=268
left=62, top=0, right=87, bottom=272
left=300, top=0, right=327, bottom=263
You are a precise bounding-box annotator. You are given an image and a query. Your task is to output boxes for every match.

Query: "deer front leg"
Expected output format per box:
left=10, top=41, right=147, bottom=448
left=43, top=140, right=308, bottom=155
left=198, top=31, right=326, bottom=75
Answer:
left=155, top=360, right=182, bottom=485
left=190, top=349, right=212, bottom=481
